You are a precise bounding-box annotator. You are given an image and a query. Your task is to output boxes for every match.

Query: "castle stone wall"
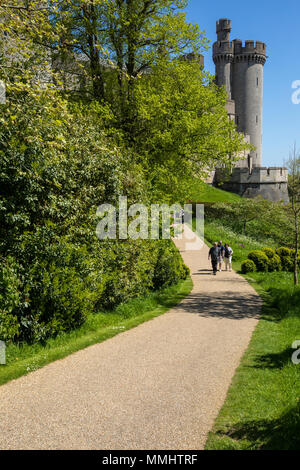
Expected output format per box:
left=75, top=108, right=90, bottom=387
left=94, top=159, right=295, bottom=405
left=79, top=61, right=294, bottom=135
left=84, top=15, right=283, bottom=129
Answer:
left=214, top=167, right=289, bottom=202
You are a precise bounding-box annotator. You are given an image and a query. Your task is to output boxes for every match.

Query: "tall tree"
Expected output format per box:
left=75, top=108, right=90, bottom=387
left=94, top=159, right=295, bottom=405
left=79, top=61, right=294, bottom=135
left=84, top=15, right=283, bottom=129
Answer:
left=285, top=144, right=300, bottom=285
left=133, top=58, right=250, bottom=202
left=49, top=1, right=206, bottom=122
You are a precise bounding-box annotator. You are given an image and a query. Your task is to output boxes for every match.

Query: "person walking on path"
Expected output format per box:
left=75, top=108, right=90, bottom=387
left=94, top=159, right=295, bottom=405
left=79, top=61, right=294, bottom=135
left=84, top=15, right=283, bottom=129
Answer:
left=208, top=242, right=219, bottom=275
left=217, top=240, right=225, bottom=272
left=224, top=243, right=233, bottom=272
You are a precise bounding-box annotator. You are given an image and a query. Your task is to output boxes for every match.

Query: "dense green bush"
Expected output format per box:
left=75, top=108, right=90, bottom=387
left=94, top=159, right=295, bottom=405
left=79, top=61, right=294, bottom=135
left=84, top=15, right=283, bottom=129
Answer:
left=267, top=253, right=282, bottom=272
left=261, top=248, right=282, bottom=272
left=248, top=250, right=269, bottom=272
left=263, top=248, right=276, bottom=259
left=0, top=257, right=20, bottom=341
left=153, top=241, right=190, bottom=290
left=241, top=259, right=256, bottom=274
left=276, top=247, right=294, bottom=272
left=276, top=247, right=292, bottom=258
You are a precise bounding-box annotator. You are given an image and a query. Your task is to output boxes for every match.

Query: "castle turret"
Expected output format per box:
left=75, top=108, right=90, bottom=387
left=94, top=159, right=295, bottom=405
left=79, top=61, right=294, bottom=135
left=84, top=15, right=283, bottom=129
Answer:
left=232, top=39, right=267, bottom=168
left=213, top=19, right=233, bottom=98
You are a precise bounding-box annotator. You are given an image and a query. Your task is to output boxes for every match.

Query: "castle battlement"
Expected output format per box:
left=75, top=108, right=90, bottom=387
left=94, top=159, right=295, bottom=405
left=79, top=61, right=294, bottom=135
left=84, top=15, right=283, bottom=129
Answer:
left=214, top=40, right=266, bottom=60
left=216, top=18, right=231, bottom=31
left=235, top=40, right=266, bottom=53
left=213, top=167, right=289, bottom=202
left=230, top=167, right=288, bottom=184
left=213, top=41, right=234, bottom=56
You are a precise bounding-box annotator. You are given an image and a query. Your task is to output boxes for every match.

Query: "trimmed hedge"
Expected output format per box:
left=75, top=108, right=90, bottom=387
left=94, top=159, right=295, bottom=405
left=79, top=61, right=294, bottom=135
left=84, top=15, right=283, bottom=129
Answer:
left=242, top=246, right=299, bottom=274
left=275, top=247, right=300, bottom=272
left=276, top=247, right=292, bottom=258
left=241, top=259, right=256, bottom=274
left=262, top=248, right=276, bottom=259
left=248, top=251, right=269, bottom=272
left=267, top=253, right=282, bottom=272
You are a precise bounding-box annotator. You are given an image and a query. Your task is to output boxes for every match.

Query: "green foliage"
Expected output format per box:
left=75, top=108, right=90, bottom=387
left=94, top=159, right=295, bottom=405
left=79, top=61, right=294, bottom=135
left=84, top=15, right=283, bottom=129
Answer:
left=248, top=251, right=269, bottom=272
left=153, top=240, right=190, bottom=290
left=0, top=77, right=188, bottom=344
left=276, top=247, right=292, bottom=258
left=241, top=259, right=256, bottom=274
left=261, top=248, right=282, bottom=272
left=0, top=257, right=20, bottom=341
left=267, top=254, right=282, bottom=273
left=262, top=248, right=276, bottom=259
left=276, top=247, right=294, bottom=272
left=134, top=59, right=249, bottom=202
left=212, top=197, right=278, bottom=239
left=246, top=250, right=281, bottom=273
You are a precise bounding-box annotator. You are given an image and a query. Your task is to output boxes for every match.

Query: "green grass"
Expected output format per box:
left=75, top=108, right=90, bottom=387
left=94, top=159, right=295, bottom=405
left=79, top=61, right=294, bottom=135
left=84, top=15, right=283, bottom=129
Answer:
left=202, top=219, right=300, bottom=450
left=0, top=277, right=193, bottom=387
left=187, top=180, right=241, bottom=203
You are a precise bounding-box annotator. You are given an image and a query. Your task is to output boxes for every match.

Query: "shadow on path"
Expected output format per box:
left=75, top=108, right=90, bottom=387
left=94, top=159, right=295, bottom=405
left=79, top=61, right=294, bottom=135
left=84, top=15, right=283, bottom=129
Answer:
left=173, top=291, right=261, bottom=320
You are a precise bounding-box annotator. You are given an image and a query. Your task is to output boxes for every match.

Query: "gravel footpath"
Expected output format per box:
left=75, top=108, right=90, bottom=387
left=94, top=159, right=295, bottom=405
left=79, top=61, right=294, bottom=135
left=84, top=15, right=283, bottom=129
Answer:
left=0, top=226, right=261, bottom=450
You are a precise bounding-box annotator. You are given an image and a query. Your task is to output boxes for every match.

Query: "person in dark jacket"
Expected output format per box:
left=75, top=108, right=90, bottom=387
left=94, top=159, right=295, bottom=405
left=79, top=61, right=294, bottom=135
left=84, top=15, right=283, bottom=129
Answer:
left=208, top=242, right=219, bottom=275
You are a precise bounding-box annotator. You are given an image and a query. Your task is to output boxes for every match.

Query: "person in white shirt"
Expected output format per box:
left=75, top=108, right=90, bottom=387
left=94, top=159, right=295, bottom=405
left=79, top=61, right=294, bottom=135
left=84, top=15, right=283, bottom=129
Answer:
left=224, top=243, right=233, bottom=272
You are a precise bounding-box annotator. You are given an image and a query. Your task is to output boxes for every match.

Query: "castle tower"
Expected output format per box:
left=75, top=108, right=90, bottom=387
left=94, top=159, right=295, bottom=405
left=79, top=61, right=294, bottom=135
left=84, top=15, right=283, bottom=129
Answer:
left=213, top=19, right=234, bottom=99
left=232, top=39, right=266, bottom=168
left=213, top=19, right=267, bottom=168
left=211, top=19, right=289, bottom=202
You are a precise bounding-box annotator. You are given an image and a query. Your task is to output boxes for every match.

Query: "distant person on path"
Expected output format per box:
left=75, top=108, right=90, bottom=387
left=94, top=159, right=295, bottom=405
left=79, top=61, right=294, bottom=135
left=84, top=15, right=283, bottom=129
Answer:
left=217, top=240, right=225, bottom=272
left=208, top=242, right=219, bottom=275
left=224, top=243, right=233, bottom=272
left=179, top=208, right=185, bottom=224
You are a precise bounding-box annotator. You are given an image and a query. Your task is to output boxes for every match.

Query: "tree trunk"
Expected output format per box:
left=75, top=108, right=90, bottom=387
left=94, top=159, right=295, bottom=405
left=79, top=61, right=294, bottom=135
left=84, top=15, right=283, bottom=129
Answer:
left=294, top=211, right=299, bottom=285
left=85, top=3, right=105, bottom=101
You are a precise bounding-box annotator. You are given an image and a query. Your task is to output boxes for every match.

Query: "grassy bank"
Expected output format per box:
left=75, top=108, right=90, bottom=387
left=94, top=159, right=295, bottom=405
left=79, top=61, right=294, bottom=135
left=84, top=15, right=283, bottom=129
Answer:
left=0, top=277, right=192, bottom=386
left=203, top=219, right=300, bottom=450
left=187, top=180, right=241, bottom=203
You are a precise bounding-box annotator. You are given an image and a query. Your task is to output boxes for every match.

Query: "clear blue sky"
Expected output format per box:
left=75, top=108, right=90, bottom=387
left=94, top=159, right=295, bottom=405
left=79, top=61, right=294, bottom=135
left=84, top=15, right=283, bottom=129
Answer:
left=184, top=0, right=300, bottom=167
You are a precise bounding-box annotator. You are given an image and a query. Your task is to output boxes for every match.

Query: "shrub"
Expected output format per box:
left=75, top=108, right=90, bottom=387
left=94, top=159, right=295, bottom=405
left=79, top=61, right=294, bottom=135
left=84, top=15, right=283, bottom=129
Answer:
left=263, top=248, right=276, bottom=259
left=276, top=247, right=292, bottom=259
left=267, top=253, right=282, bottom=272
left=8, top=238, right=93, bottom=343
left=248, top=250, right=269, bottom=272
left=241, top=259, right=256, bottom=274
left=275, top=247, right=294, bottom=272
left=153, top=240, right=189, bottom=290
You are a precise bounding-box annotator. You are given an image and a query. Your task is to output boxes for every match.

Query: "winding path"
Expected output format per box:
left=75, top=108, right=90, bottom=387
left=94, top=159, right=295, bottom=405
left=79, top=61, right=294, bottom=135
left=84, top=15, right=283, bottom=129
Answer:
left=0, top=226, right=261, bottom=450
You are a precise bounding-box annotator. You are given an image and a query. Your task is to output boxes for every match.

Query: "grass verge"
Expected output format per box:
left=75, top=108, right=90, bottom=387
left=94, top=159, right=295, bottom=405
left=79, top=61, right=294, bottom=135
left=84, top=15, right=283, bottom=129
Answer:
left=203, top=220, right=300, bottom=450
left=0, top=277, right=192, bottom=387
